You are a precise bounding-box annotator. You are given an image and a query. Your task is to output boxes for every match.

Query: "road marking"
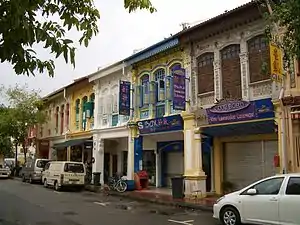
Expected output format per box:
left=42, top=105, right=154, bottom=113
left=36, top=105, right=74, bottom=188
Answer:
left=168, top=219, right=194, bottom=225
left=54, top=191, right=61, bottom=194
left=93, top=201, right=107, bottom=206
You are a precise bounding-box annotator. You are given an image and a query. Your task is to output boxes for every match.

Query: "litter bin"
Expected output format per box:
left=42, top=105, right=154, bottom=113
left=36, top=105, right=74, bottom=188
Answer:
left=171, top=176, right=184, bottom=199
left=93, top=172, right=101, bottom=186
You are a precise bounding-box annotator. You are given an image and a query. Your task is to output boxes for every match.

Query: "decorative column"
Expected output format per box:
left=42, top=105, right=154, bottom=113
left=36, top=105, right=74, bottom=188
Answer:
left=213, top=47, right=222, bottom=100
left=239, top=39, right=250, bottom=100
left=92, top=134, right=104, bottom=184
left=181, top=112, right=207, bottom=198
left=127, top=121, right=138, bottom=180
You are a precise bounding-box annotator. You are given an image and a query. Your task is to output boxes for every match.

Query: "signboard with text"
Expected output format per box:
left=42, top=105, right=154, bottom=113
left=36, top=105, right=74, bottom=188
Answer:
left=137, top=115, right=183, bottom=134
left=119, top=80, right=131, bottom=116
left=206, top=99, right=274, bottom=124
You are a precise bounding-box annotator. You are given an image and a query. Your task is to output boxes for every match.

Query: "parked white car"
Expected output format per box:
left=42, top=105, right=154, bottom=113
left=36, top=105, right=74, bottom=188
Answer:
left=213, top=173, right=300, bottom=225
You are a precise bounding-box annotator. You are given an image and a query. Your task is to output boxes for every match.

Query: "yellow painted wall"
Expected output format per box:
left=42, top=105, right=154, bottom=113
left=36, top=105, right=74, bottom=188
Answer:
left=132, top=48, right=183, bottom=120
left=68, top=82, right=94, bottom=137
left=213, top=133, right=278, bottom=195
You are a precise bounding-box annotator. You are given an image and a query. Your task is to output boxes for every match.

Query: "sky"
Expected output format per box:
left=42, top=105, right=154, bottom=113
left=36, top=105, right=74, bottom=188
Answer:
left=0, top=0, right=251, bottom=97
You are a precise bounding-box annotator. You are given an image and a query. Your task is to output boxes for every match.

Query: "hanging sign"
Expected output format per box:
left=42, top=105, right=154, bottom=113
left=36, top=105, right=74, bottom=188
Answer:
left=119, top=80, right=131, bottom=116
left=172, top=66, right=186, bottom=111
left=269, top=43, right=283, bottom=83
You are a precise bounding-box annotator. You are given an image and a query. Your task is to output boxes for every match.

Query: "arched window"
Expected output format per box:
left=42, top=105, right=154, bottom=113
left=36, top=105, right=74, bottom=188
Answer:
left=140, top=74, right=149, bottom=106
left=60, top=104, right=64, bottom=134
left=75, top=99, right=80, bottom=129
left=154, top=69, right=166, bottom=102
left=221, top=44, right=241, bottom=99
left=197, top=53, right=214, bottom=94
left=55, top=106, right=59, bottom=133
left=66, top=103, right=70, bottom=130
left=248, top=34, right=270, bottom=82
left=82, top=96, right=88, bottom=130
left=90, top=93, right=95, bottom=118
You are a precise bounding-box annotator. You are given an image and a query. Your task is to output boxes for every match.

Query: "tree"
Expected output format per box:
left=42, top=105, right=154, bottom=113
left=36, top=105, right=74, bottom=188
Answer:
left=0, top=0, right=156, bottom=77
left=0, top=84, right=47, bottom=162
left=264, top=0, right=300, bottom=62
left=0, top=105, right=14, bottom=158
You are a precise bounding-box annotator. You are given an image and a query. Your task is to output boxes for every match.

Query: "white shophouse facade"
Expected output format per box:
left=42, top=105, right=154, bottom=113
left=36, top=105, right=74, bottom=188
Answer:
left=89, top=62, right=132, bottom=184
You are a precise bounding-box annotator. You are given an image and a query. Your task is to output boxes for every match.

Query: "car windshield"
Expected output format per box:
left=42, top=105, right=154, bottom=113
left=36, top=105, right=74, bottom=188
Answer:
left=36, top=160, right=50, bottom=168
left=64, top=163, right=84, bottom=173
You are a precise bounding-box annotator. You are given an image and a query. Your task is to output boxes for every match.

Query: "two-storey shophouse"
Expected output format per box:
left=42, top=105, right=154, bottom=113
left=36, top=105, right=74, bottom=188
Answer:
left=88, top=62, right=131, bottom=184
left=180, top=1, right=282, bottom=195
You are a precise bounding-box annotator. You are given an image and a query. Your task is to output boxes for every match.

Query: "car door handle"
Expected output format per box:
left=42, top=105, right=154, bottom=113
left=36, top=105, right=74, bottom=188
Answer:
left=269, top=197, right=278, bottom=202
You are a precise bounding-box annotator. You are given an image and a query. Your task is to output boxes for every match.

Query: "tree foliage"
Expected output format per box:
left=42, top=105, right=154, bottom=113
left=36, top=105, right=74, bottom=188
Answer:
left=0, top=0, right=155, bottom=77
left=0, top=105, right=13, bottom=157
left=265, top=0, right=300, bottom=61
left=0, top=85, right=47, bottom=161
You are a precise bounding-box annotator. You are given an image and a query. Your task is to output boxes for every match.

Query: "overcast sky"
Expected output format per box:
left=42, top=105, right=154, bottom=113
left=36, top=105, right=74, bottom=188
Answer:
left=0, top=0, right=250, bottom=96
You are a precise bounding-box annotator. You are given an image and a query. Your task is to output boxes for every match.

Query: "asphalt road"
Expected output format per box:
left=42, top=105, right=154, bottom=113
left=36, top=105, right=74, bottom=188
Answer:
left=0, top=179, right=219, bottom=225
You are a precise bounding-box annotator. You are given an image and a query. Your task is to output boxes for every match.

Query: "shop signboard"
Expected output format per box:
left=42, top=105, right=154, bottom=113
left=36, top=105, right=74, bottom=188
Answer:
left=137, top=115, right=183, bottom=134
left=172, top=65, right=186, bottom=111
left=206, top=98, right=274, bottom=124
left=119, top=80, right=131, bottom=116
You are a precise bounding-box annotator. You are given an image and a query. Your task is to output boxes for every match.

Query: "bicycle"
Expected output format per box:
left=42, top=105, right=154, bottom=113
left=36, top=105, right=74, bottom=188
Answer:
left=107, top=174, right=127, bottom=193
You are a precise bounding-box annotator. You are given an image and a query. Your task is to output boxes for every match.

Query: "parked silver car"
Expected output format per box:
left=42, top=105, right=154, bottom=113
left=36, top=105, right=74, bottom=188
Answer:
left=21, top=159, right=51, bottom=183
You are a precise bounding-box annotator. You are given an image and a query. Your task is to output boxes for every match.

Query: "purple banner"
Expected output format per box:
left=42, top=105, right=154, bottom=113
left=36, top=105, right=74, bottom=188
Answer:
left=119, top=80, right=131, bottom=116
left=206, top=100, right=256, bottom=124
left=172, top=67, right=186, bottom=111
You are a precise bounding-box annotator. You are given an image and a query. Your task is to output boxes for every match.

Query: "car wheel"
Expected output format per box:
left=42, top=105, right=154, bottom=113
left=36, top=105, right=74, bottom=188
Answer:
left=220, top=206, right=241, bottom=225
left=22, top=175, right=26, bottom=182
left=43, top=179, right=48, bottom=188
left=54, top=181, right=60, bottom=191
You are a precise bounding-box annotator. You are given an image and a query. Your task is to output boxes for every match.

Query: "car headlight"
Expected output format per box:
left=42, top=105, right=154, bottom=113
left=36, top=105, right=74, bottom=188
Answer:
left=216, top=196, right=225, bottom=204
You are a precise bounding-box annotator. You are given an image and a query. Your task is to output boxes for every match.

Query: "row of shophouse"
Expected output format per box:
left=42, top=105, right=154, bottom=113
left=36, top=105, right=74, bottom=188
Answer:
left=31, top=1, right=300, bottom=197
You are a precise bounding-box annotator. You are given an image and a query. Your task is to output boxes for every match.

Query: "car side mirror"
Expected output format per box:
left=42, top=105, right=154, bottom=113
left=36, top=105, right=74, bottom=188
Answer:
left=246, top=188, right=257, bottom=195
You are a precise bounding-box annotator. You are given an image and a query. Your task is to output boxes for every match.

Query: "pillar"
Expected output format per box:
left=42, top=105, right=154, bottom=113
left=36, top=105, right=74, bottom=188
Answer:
left=127, top=121, right=138, bottom=180
left=213, top=137, right=222, bottom=195
left=181, top=112, right=207, bottom=198
left=92, top=134, right=104, bottom=184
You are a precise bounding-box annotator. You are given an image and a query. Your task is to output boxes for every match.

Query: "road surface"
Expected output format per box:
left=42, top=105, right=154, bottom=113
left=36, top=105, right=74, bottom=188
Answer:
left=0, top=179, right=218, bottom=225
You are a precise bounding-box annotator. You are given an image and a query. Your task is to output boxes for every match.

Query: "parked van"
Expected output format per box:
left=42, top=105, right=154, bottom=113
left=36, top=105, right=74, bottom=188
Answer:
left=42, top=161, right=85, bottom=191
left=21, top=158, right=51, bottom=183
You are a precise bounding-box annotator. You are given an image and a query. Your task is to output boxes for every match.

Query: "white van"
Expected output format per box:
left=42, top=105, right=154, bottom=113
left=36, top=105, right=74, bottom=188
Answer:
left=42, top=161, right=85, bottom=191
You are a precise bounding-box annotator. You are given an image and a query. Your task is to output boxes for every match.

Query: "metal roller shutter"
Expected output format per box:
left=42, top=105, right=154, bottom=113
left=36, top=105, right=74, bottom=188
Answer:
left=224, top=140, right=278, bottom=190
left=224, top=142, right=262, bottom=190
left=165, top=151, right=184, bottom=187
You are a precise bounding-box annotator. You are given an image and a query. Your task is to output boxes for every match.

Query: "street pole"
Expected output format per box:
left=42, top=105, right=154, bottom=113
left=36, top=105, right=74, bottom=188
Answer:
left=265, top=0, right=288, bottom=173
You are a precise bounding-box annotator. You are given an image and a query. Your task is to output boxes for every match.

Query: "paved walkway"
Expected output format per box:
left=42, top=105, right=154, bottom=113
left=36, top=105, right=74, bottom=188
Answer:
left=85, top=185, right=217, bottom=211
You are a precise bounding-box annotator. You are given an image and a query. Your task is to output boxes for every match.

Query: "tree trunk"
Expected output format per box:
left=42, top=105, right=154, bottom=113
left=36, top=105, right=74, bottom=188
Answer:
left=22, top=143, right=27, bottom=163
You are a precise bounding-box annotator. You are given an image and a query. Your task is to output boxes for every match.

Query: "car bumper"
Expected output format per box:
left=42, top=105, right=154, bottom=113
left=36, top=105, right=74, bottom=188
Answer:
left=0, top=174, right=10, bottom=178
left=32, top=174, right=42, bottom=181
left=213, top=203, right=221, bottom=219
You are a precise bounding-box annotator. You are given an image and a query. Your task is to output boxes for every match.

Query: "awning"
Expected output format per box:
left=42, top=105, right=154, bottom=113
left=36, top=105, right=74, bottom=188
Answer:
left=201, top=119, right=276, bottom=137
left=52, top=137, right=93, bottom=149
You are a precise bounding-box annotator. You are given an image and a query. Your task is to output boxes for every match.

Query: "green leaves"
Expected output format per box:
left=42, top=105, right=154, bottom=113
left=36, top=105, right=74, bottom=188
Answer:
left=0, top=0, right=100, bottom=77
left=0, top=0, right=155, bottom=77
left=264, top=0, right=300, bottom=61
left=0, top=85, right=47, bottom=147
left=124, top=0, right=156, bottom=13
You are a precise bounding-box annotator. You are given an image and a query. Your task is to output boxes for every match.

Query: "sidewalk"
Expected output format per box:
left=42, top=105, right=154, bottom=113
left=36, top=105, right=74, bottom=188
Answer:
left=85, top=185, right=216, bottom=212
